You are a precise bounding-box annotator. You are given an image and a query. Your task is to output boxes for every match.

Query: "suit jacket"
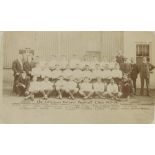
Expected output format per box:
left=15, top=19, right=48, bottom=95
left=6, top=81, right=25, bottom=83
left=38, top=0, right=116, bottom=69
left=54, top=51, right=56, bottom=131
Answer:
left=120, top=63, right=132, bottom=75
left=131, top=63, right=139, bottom=79
left=23, top=61, right=32, bottom=75
left=139, top=62, right=155, bottom=78
left=12, top=59, right=23, bottom=76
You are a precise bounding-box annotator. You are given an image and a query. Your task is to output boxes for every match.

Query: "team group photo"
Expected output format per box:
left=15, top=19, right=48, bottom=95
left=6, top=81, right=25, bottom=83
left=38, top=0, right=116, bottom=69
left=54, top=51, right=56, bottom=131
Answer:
left=11, top=51, right=155, bottom=101
left=1, top=31, right=155, bottom=123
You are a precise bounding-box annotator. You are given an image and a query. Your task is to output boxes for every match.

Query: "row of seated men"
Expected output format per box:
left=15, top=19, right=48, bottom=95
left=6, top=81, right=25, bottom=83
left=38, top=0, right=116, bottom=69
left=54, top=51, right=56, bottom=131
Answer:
left=15, top=67, right=132, bottom=101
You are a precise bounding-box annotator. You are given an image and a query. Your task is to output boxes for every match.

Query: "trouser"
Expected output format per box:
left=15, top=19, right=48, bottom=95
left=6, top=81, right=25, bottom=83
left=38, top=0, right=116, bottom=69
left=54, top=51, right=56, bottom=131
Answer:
left=131, top=78, right=137, bottom=94
left=13, top=75, right=20, bottom=93
left=16, top=85, right=26, bottom=96
left=122, top=84, right=130, bottom=98
left=140, top=77, right=150, bottom=95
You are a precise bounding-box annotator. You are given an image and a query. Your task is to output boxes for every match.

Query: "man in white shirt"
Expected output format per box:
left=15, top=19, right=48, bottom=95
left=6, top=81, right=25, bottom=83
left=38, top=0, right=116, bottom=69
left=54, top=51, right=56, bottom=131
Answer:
left=90, top=56, right=100, bottom=70
left=79, top=77, right=94, bottom=99
left=40, top=62, right=52, bottom=79
left=28, top=76, right=41, bottom=101
left=100, top=57, right=109, bottom=70
left=80, top=55, right=91, bottom=69
left=104, top=79, right=121, bottom=99
left=82, top=65, right=93, bottom=80
left=40, top=76, right=54, bottom=99
left=92, top=64, right=103, bottom=79
left=55, top=76, right=67, bottom=99
left=93, top=77, right=106, bottom=98
left=51, top=64, right=62, bottom=80
left=109, top=57, right=119, bottom=70
left=72, top=64, right=83, bottom=83
left=111, top=64, right=123, bottom=84
left=65, top=76, right=79, bottom=99
left=62, top=64, right=73, bottom=80
left=102, top=64, right=112, bottom=81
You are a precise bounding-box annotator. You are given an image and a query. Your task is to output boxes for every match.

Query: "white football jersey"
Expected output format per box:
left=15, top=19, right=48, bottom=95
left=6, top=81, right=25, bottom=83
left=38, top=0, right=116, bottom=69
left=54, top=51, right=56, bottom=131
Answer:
left=111, top=69, right=122, bottom=78
left=93, top=82, right=105, bottom=91
left=51, top=70, right=62, bottom=79
left=107, top=83, right=118, bottom=93
left=80, top=82, right=93, bottom=91
left=62, top=69, right=73, bottom=79
left=102, top=70, right=112, bottom=79
left=40, top=81, right=53, bottom=90
left=29, top=81, right=41, bottom=92
left=31, top=67, right=42, bottom=77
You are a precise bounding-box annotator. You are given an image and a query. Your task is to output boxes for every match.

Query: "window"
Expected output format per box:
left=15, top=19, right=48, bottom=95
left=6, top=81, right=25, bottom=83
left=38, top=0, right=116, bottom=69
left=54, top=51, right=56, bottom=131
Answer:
left=136, top=43, right=150, bottom=64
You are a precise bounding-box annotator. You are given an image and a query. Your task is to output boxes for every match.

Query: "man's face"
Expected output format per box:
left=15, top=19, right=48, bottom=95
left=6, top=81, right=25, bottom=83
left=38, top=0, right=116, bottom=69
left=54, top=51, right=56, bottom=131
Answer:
left=84, top=77, right=89, bottom=83
left=97, top=77, right=101, bottom=82
left=143, top=57, right=147, bottom=62
left=66, top=64, right=70, bottom=70
left=105, top=64, right=109, bottom=70
left=95, top=64, right=100, bottom=69
left=22, top=72, right=26, bottom=78
left=85, top=65, right=89, bottom=70
left=44, top=77, right=49, bottom=82
left=55, top=65, right=60, bottom=70
left=111, top=79, right=114, bottom=84
left=18, top=54, right=23, bottom=61
left=59, top=76, right=63, bottom=81
left=33, top=76, right=37, bottom=81
left=75, top=64, right=80, bottom=69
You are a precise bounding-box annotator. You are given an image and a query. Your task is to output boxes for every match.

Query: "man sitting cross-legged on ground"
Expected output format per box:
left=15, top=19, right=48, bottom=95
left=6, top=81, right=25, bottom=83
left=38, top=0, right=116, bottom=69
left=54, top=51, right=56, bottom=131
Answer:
left=40, top=76, right=54, bottom=100
left=65, top=75, right=79, bottom=99
left=28, top=76, right=41, bottom=101
left=93, top=77, right=106, bottom=98
left=79, top=76, right=94, bottom=99
left=55, top=75, right=67, bottom=99
left=16, top=71, right=30, bottom=97
left=104, top=78, right=121, bottom=100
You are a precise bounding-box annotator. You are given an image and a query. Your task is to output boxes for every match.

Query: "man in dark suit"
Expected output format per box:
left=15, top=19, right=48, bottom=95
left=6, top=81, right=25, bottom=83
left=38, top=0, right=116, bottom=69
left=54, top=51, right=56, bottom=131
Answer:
left=139, top=57, right=155, bottom=96
left=12, top=54, right=24, bottom=94
left=120, top=57, right=132, bottom=77
left=23, top=56, right=33, bottom=79
left=130, top=57, right=139, bottom=95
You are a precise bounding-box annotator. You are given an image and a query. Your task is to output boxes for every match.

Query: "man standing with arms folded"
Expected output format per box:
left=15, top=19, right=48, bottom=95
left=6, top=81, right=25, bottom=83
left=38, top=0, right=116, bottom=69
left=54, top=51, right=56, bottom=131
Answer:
left=139, top=57, right=155, bottom=96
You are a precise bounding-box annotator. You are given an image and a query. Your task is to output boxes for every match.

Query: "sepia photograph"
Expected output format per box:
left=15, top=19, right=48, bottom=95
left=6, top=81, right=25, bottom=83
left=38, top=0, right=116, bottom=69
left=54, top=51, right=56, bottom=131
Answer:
left=1, top=31, right=155, bottom=123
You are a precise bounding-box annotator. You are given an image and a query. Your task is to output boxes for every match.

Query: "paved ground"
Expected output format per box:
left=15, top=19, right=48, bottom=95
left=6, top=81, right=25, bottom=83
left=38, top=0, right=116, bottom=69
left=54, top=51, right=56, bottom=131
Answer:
left=1, top=83, right=155, bottom=124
